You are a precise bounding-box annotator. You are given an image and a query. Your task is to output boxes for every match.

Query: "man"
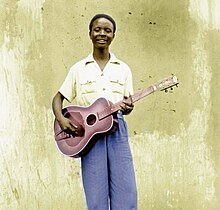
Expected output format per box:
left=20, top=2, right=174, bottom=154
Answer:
left=52, top=14, right=137, bottom=210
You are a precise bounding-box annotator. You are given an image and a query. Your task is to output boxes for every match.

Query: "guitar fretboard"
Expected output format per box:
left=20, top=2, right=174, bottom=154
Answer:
left=97, top=85, right=156, bottom=120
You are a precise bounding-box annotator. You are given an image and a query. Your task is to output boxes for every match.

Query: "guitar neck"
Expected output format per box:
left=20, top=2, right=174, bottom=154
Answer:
left=97, top=74, right=178, bottom=120
left=113, top=85, right=155, bottom=112
left=98, top=85, right=156, bottom=120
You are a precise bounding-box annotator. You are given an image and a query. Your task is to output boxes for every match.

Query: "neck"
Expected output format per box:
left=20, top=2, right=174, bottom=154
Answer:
left=93, top=48, right=110, bottom=61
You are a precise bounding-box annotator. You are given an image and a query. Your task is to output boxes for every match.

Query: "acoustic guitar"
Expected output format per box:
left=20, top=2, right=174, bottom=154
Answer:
left=54, top=75, right=178, bottom=158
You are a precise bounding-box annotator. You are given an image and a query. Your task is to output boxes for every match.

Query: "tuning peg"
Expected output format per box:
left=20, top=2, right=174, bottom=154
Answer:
left=176, top=84, right=179, bottom=88
left=165, top=89, right=168, bottom=93
left=170, top=87, right=173, bottom=90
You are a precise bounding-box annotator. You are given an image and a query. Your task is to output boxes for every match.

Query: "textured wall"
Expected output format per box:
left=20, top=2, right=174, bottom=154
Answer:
left=0, top=0, right=220, bottom=209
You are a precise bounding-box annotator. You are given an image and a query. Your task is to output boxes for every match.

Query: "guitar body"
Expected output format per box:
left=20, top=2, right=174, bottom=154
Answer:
left=54, top=98, right=114, bottom=157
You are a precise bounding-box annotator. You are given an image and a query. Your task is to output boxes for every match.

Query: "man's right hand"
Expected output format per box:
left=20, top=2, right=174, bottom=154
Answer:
left=57, top=116, right=78, bottom=136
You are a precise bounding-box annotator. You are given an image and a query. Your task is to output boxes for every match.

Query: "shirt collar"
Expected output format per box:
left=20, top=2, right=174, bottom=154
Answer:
left=84, top=52, right=121, bottom=65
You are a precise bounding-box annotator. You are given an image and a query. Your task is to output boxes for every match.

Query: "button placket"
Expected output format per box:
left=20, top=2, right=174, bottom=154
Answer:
left=100, top=72, right=108, bottom=92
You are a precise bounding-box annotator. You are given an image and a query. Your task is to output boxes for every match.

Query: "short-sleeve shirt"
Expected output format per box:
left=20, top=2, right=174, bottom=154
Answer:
left=59, top=53, right=133, bottom=106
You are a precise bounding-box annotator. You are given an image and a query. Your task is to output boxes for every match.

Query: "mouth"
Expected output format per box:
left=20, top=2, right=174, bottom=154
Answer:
left=96, top=39, right=107, bottom=44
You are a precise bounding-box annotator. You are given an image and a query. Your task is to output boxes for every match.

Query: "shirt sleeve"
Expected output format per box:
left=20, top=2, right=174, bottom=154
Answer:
left=124, top=66, right=134, bottom=97
left=59, top=66, right=76, bottom=102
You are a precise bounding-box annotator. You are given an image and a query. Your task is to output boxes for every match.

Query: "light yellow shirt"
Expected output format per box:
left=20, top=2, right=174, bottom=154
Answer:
left=59, top=53, right=133, bottom=106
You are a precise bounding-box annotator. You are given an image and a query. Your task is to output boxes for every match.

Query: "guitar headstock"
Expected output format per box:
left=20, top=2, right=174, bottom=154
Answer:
left=153, top=75, right=179, bottom=92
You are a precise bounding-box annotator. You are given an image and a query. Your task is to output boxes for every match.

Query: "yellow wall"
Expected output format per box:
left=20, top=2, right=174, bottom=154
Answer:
left=1, top=0, right=220, bottom=209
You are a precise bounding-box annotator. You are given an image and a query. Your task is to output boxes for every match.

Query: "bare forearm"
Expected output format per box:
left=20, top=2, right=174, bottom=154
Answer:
left=52, top=92, right=65, bottom=121
left=52, top=92, right=77, bottom=134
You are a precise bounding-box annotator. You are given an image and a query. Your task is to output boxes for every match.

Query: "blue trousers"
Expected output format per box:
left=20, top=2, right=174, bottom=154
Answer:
left=81, top=113, right=137, bottom=210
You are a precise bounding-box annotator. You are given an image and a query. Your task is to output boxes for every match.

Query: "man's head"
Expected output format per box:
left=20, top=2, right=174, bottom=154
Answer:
left=89, top=14, right=116, bottom=34
left=89, top=14, right=116, bottom=50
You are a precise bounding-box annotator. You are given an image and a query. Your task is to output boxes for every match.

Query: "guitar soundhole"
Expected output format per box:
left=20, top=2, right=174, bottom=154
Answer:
left=86, top=114, right=97, bottom=126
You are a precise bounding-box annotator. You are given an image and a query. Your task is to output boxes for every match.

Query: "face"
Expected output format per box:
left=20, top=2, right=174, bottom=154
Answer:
left=89, top=18, right=115, bottom=50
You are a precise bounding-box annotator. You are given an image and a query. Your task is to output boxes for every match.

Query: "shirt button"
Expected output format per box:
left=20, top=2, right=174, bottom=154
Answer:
left=103, top=88, right=106, bottom=91
left=101, top=73, right=104, bottom=76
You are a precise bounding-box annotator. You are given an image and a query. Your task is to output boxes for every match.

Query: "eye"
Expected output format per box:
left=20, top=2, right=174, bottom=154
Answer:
left=93, top=27, right=100, bottom=32
left=105, top=28, right=112, bottom=33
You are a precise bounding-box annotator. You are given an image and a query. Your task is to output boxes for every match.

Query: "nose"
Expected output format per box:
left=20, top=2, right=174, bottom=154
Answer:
left=99, top=29, right=106, bottom=36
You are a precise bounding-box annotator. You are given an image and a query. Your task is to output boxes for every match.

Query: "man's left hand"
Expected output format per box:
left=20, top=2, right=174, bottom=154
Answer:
left=120, top=96, right=134, bottom=115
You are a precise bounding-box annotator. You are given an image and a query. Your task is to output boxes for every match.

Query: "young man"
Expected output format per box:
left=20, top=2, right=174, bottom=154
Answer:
left=52, top=14, right=137, bottom=210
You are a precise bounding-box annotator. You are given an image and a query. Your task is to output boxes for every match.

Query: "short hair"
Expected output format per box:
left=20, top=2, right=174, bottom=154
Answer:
left=89, top=14, right=116, bottom=33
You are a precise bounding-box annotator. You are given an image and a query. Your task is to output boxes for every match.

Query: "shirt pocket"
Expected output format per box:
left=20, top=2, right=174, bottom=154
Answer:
left=79, top=79, right=97, bottom=95
left=109, top=77, right=125, bottom=95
